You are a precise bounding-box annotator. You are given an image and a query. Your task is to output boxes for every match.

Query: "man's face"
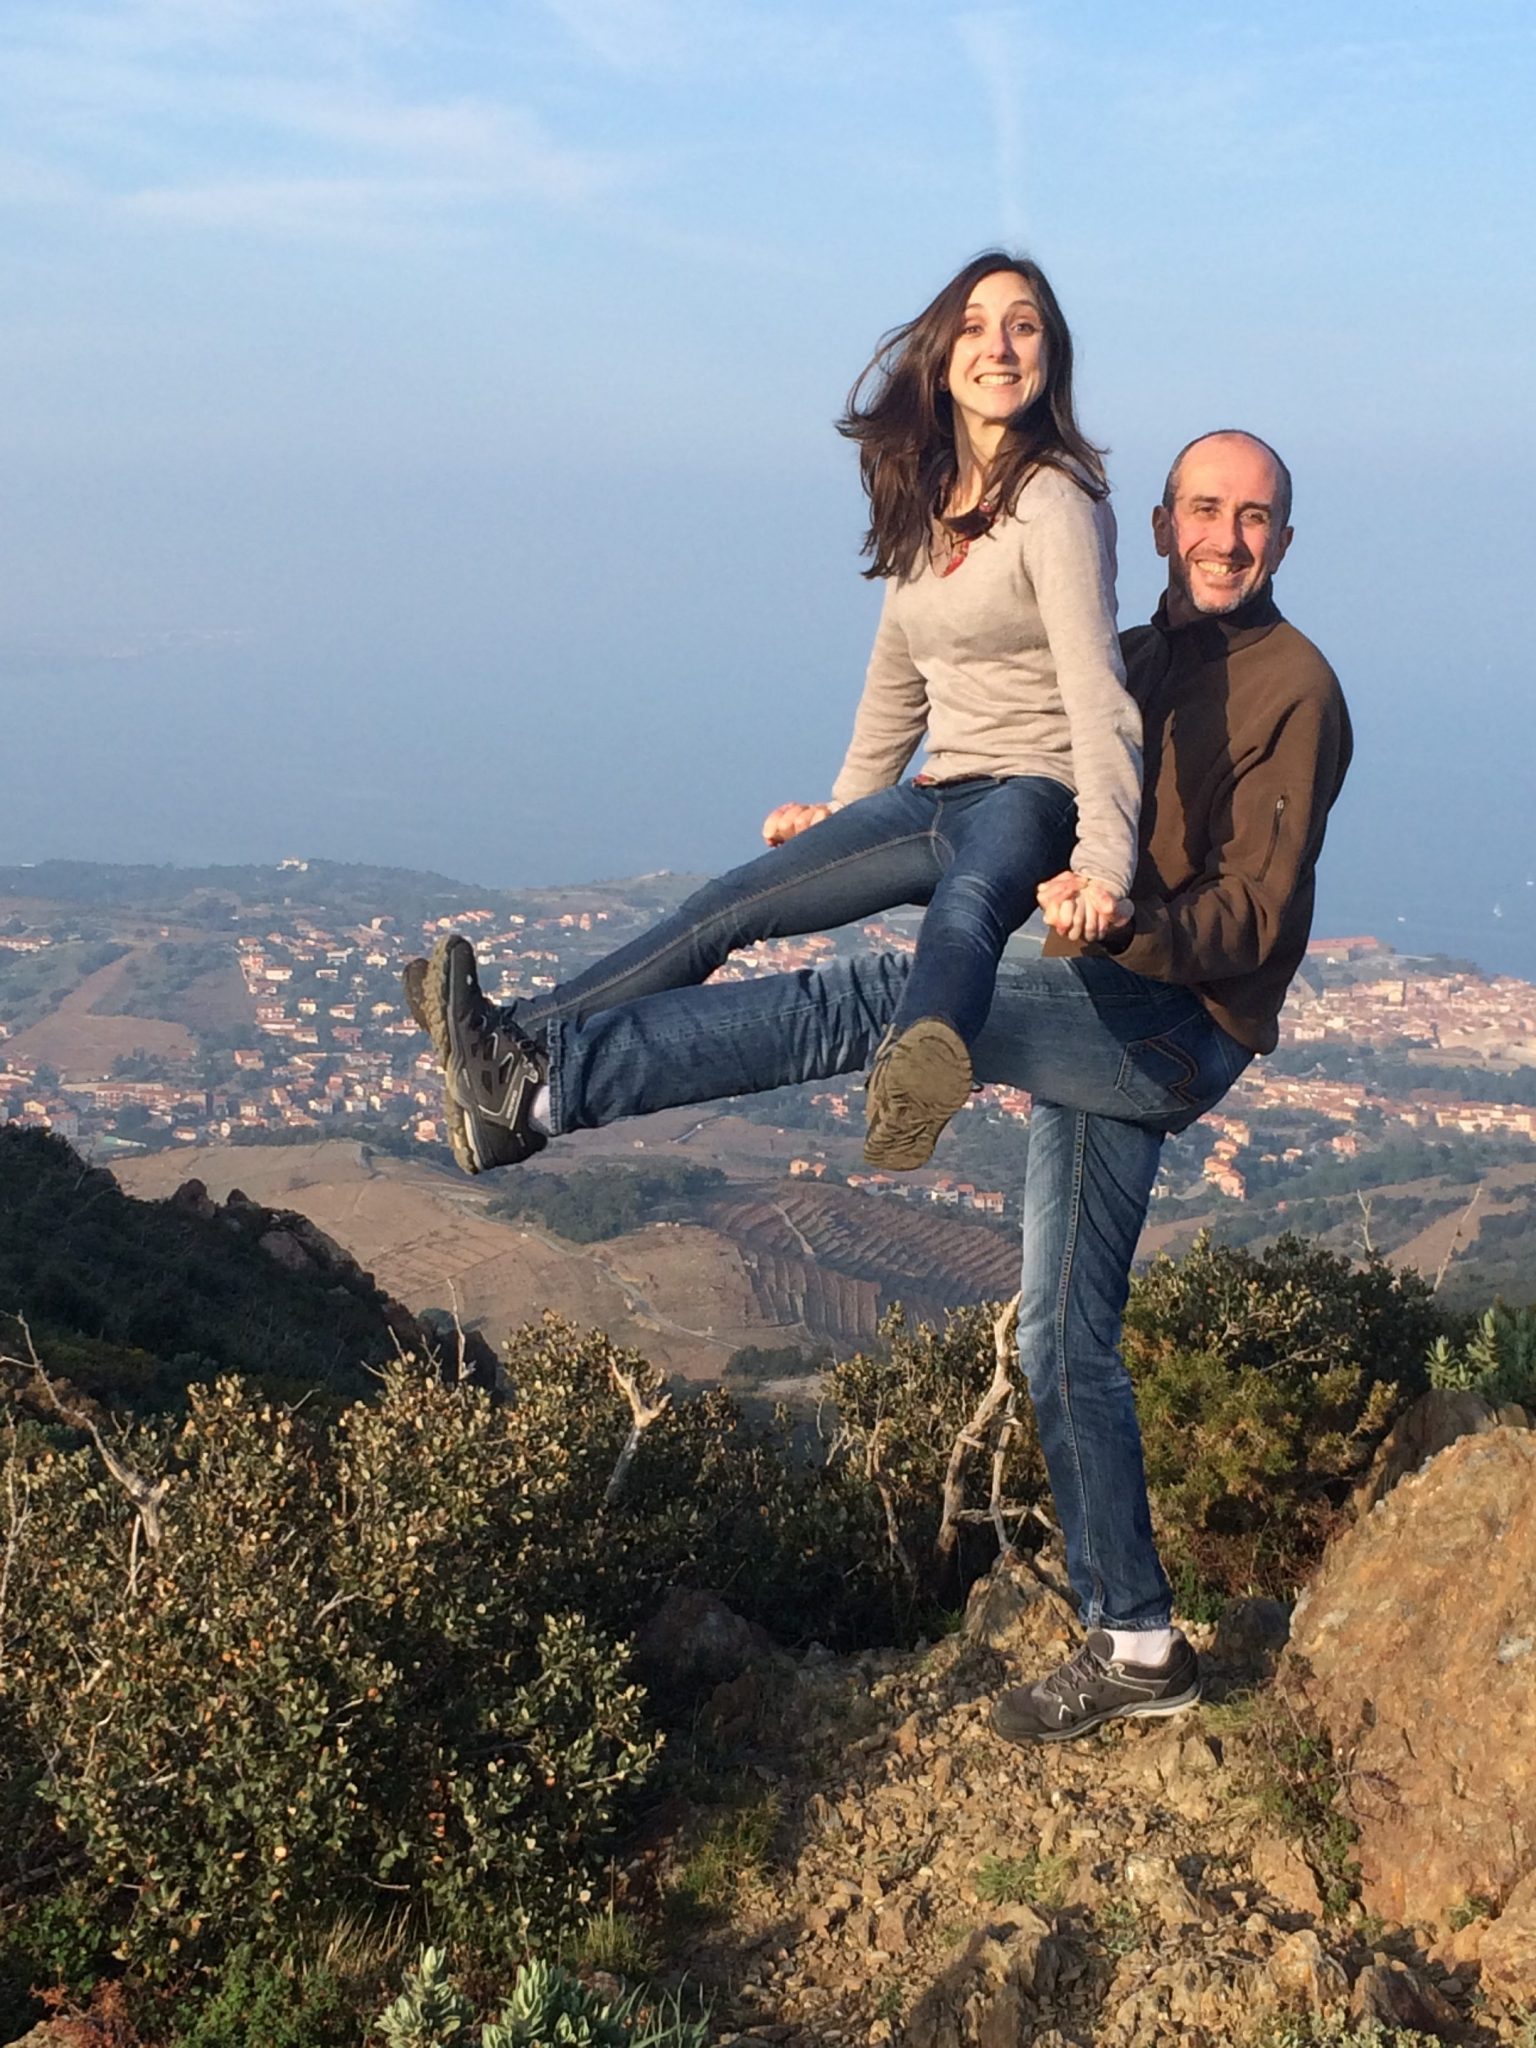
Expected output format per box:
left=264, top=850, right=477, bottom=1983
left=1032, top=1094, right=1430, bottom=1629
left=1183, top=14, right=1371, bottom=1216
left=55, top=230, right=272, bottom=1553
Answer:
left=1152, top=435, right=1293, bottom=620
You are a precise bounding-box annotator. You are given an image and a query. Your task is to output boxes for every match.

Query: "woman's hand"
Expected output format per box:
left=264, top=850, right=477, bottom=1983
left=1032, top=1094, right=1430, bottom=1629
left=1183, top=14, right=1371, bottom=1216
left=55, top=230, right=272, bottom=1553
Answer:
left=1037, top=871, right=1132, bottom=944
left=762, top=801, right=838, bottom=846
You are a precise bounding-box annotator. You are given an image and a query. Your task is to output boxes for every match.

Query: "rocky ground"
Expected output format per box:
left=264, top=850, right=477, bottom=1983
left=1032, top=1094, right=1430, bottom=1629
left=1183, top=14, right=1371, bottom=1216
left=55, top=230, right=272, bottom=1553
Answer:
left=636, top=1517, right=1533, bottom=2048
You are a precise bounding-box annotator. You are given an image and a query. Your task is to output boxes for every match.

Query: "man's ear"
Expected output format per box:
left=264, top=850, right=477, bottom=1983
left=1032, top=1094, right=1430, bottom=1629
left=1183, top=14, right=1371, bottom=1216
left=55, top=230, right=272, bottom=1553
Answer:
left=1270, top=525, right=1294, bottom=575
left=1151, top=503, right=1173, bottom=559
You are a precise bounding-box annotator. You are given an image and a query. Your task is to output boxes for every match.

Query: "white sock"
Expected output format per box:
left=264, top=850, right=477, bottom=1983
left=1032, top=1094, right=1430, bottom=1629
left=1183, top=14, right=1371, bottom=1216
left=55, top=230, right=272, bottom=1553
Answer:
left=1106, top=1627, right=1176, bottom=1667
left=531, top=1084, right=552, bottom=1131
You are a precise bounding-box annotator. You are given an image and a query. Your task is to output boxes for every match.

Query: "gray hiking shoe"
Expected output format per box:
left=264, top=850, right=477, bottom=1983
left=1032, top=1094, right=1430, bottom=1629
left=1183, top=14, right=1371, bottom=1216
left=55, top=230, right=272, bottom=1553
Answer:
left=990, top=1630, right=1202, bottom=1745
left=863, top=1016, right=974, bottom=1170
left=403, top=936, right=548, bottom=1177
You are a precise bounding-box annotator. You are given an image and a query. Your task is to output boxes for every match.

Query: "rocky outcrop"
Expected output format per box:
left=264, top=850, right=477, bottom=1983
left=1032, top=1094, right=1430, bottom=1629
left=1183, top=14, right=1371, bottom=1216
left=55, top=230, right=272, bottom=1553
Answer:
left=1210, top=1595, right=1292, bottom=1683
left=961, top=1550, right=1077, bottom=1666
left=1471, top=1868, right=1536, bottom=2001
left=168, top=1177, right=499, bottom=1388
left=1350, top=1384, right=1502, bottom=1514
left=1284, top=1426, right=1536, bottom=1928
left=632, top=1588, right=781, bottom=1701
left=903, top=1904, right=1078, bottom=2048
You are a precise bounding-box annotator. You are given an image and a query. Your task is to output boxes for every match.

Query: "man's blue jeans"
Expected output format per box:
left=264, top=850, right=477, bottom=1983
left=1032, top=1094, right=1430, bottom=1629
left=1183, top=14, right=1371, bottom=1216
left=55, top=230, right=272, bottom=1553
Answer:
left=544, top=952, right=1251, bottom=1633
left=520, top=776, right=1075, bottom=1048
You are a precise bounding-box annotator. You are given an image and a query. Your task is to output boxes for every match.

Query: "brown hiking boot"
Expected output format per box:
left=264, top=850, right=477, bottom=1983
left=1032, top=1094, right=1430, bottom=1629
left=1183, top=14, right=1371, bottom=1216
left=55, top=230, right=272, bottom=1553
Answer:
left=863, top=1016, right=974, bottom=1170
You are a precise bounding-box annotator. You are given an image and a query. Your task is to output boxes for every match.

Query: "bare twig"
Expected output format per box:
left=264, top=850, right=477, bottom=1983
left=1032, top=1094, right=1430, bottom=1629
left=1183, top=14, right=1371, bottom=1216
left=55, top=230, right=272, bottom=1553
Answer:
left=987, top=1385, right=1023, bottom=1561
left=603, top=1356, right=671, bottom=1506
left=445, top=1284, right=473, bottom=1386
left=934, top=1294, right=1020, bottom=1575
left=866, top=1420, right=917, bottom=1587
left=2, top=1313, right=170, bottom=1559
left=1433, top=1186, right=1483, bottom=1295
left=0, top=1408, right=31, bottom=1658
left=1354, top=1191, right=1376, bottom=1260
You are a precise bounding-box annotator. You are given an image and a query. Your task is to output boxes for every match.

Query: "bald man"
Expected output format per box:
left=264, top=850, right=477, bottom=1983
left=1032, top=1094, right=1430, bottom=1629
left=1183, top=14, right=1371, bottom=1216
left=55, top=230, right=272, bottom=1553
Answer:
left=411, top=430, right=1352, bottom=1742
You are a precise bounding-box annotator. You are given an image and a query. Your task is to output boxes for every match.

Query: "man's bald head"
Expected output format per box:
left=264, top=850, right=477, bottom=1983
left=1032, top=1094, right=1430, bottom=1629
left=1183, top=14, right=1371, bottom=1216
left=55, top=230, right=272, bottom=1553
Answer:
left=1162, top=430, right=1293, bottom=531
left=1153, top=430, right=1295, bottom=623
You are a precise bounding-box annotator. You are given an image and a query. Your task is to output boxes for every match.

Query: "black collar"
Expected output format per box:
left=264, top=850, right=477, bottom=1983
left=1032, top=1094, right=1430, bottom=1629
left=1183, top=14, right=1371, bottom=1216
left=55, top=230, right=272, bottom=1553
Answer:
left=1151, top=587, right=1283, bottom=659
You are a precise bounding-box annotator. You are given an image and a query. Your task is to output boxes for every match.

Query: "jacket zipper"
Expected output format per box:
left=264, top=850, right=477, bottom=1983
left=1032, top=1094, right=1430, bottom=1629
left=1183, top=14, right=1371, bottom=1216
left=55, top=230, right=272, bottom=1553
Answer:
left=1257, top=795, right=1287, bottom=884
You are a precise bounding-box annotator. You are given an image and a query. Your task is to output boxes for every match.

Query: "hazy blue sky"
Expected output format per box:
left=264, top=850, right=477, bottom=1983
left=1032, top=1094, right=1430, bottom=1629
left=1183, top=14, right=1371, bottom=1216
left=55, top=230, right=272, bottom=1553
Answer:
left=3, top=0, right=1533, bottom=971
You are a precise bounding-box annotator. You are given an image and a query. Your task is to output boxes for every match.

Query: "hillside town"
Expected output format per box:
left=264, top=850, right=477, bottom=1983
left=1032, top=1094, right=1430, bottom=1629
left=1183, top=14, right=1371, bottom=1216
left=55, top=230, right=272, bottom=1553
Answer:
left=4, top=889, right=1536, bottom=1226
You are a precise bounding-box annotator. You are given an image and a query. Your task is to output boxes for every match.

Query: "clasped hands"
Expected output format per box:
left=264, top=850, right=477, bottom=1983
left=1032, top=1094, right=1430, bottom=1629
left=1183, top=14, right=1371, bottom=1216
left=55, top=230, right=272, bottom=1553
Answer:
left=1034, top=871, right=1132, bottom=944
left=763, top=802, right=1131, bottom=946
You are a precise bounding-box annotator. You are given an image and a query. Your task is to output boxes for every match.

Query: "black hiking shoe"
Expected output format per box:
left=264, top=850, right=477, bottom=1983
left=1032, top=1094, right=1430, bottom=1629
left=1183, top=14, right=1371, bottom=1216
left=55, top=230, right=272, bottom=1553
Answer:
left=989, top=1631, right=1202, bottom=1745
left=863, top=1016, right=974, bottom=1170
left=403, top=936, right=548, bottom=1177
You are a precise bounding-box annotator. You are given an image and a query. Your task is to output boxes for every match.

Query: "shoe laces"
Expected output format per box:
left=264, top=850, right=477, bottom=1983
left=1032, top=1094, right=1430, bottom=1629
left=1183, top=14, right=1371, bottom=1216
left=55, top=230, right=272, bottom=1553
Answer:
left=1036, top=1638, right=1110, bottom=1709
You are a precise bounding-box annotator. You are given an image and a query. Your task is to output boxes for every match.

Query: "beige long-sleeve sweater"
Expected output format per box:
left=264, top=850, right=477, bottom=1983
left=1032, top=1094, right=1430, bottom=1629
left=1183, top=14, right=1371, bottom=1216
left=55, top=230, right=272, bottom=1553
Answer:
left=830, top=465, right=1143, bottom=896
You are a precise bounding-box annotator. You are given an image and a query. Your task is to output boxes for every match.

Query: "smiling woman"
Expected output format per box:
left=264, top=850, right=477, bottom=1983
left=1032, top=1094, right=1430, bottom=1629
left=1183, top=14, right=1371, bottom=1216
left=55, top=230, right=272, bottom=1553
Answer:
left=413, top=249, right=1147, bottom=1180
left=838, top=251, right=1111, bottom=582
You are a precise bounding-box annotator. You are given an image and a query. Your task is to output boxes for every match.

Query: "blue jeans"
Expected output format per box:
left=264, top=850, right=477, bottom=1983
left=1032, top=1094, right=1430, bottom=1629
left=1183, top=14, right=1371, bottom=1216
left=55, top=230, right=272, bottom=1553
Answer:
left=545, top=952, right=1251, bottom=1632
left=520, top=776, right=1075, bottom=1049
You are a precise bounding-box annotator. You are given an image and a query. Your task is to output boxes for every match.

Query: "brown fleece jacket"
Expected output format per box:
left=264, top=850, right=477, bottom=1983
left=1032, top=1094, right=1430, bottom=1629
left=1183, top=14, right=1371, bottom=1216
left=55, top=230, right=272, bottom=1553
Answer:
left=1044, top=588, right=1352, bottom=1053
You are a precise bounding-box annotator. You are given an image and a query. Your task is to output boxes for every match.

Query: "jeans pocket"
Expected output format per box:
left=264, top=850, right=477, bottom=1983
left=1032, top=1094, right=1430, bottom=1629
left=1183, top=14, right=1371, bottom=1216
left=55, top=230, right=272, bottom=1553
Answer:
left=1115, top=1010, right=1247, bottom=1128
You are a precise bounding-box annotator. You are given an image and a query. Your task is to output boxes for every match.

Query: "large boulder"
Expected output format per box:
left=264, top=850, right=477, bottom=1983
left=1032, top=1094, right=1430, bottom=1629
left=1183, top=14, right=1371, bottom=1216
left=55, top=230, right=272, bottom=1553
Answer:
left=962, top=1550, right=1077, bottom=1667
left=1283, top=1427, right=1536, bottom=1927
left=631, top=1587, right=778, bottom=1700
left=1350, top=1386, right=1501, bottom=1515
left=1473, top=1868, right=1536, bottom=2002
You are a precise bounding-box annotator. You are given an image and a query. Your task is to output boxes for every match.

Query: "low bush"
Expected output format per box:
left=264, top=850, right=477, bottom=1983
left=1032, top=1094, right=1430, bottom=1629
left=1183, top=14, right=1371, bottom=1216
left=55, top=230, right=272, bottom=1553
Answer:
left=1427, top=1303, right=1536, bottom=1406
left=827, top=1301, right=1047, bottom=1593
left=1123, top=1233, right=1447, bottom=1597
left=0, top=1366, right=657, bottom=1979
left=492, top=1315, right=899, bottom=1649
left=377, top=1949, right=710, bottom=2048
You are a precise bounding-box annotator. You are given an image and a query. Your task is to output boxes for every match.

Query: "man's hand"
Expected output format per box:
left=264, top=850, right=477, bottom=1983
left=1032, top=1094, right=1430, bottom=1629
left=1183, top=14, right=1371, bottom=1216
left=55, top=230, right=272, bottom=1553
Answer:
left=1037, top=871, right=1133, bottom=944
left=762, top=801, right=838, bottom=846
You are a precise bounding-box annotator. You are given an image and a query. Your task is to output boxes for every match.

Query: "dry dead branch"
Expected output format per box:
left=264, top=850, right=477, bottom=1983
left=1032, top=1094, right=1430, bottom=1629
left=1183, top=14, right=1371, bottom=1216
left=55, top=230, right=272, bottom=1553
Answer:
left=0, top=1408, right=31, bottom=1656
left=603, top=1355, right=672, bottom=1506
left=866, top=1420, right=917, bottom=1587
left=987, top=1385, right=1024, bottom=1560
left=1433, top=1185, right=1483, bottom=1294
left=934, top=1293, right=1020, bottom=1575
left=1, top=1313, right=170, bottom=1566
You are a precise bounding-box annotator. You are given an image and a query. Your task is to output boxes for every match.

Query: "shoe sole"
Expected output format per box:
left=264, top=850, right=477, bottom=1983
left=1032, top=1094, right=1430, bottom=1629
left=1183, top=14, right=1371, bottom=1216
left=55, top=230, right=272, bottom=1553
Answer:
left=402, top=956, right=430, bottom=1033
left=864, top=1018, right=974, bottom=1170
left=990, top=1678, right=1203, bottom=1746
left=419, top=936, right=496, bottom=1177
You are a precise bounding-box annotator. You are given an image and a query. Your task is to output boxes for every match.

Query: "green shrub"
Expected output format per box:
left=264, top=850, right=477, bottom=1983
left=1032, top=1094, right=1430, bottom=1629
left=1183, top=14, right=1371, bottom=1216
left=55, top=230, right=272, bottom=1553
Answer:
left=167, top=1948, right=357, bottom=2048
left=972, top=1850, right=1073, bottom=1909
left=377, top=1946, right=475, bottom=2047
left=487, top=1162, right=725, bottom=1244
left=666, top=1791, right=781, bottom=1919
left=1123, top=1234, right=1446, bottom=1597
left=492, top=1315, right=899, bottom=1649
left=1246, top=2022, right=1441, bottom=2047
left=827, top=1302, right=1047, bottom=1593
left=377, top=1951, right=710, bottom=2048
left=0, top=1366, right=657, bottom=1975
left=1427, top=1304, right=1536, bottom=1406
left=483, top=1958, right=708, bottom=2048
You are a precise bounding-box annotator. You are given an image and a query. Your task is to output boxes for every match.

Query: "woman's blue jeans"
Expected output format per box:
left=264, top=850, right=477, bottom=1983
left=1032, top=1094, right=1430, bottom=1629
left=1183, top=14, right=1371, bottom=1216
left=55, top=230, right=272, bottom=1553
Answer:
left=544, top=951, right=1252, bottom=1633
left=519, top=776, right=1075, bottom=1049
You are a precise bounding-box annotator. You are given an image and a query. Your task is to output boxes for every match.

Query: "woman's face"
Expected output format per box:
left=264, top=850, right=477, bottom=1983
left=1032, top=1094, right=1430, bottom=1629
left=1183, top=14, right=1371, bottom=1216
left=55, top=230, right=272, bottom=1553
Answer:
left=943, top=269, right=1049, bottom=439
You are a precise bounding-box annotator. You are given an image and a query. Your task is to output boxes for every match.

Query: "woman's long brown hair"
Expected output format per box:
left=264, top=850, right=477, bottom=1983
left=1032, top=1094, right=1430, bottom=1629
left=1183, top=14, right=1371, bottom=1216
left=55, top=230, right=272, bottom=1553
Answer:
left=838, top=251, right=1107, bottom=580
